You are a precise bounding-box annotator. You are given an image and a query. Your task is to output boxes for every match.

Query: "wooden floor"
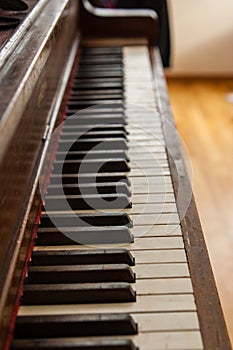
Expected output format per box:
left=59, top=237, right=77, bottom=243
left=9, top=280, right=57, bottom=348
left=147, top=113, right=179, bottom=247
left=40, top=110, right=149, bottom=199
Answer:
left=167, top=78, right=233, bottom=346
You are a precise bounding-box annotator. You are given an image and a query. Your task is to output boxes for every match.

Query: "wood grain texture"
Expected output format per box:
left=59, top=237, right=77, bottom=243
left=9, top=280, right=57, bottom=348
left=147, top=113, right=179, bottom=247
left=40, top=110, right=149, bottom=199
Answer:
left=167, top=77, right=233, bottom=347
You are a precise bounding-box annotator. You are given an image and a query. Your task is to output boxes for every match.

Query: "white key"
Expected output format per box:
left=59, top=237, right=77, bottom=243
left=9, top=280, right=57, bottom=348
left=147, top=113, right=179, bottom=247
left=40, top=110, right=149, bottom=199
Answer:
left=134, top=263, right=190, bottom=279
left=135, top=278, right=193, bottom=294
left=19, top=294, right=197, bottom=315
left=133, top=249, right=186, bottom=263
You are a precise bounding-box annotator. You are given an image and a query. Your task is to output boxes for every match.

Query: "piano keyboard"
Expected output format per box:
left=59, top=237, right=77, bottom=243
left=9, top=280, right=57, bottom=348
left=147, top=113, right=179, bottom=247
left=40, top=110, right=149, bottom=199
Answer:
left=11, top=46, right=204, bottom=349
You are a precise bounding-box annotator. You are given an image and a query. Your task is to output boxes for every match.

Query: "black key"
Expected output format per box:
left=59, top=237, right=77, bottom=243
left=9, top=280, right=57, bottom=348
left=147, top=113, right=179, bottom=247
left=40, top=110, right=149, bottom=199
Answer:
left=70, top=89, right=123, bottom=97
left=80, top=51, right=122, bottom=57
left=31, top=249, right=135, bottom=266
left=55, top=150, right=129, bottom=161
left=36, top=226, right=134, bottom=245
left=75, top=72, right=123, bottom=79
left=12, top=338, right=137, bottom=349
left=53, top=159, right=130, bottom=174
left=58, top=138, right=128, bottom=152
left=62, top=125, right=128, bottom=134
left=50, top=173, right=130, bottom=185
left=71, top=81, right=123, bottom=90
left=63, top=115, right=127, bottom=124
left=76, top=65, right=123, bottom=73
left=67, top=100, right=123, bottom=109
left=74, top=77, right=122, bottom=83
left=14, top=314, right=137, bottom=338
left=82, top=47, right=122, bottom=54
left=40, top=213, right=132, bottom=228
left=60, top=131, right=127, bottom=139
left=79, top=57, right=122, bottom=65
left=22, top=282, right=136, bottom=304
left=47, top=182, right=131, bottom=196
left=78, top=62, right=122, bottom=69
left=69, top=93, right=123, bottom=100
left=26, top=264, right=135, bottom=284
left=44, top=193, right=131, bottom=210
left=70, top=106, right=124, bottom=114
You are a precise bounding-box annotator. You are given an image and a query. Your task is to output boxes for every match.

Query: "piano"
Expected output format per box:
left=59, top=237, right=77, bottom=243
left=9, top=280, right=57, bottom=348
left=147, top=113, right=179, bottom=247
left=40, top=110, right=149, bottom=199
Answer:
left=0, top=1, right=231, bottom=349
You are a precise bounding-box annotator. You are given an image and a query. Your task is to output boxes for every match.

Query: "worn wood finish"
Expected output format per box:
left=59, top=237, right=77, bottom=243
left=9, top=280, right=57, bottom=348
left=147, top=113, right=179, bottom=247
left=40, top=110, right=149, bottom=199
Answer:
left=150, top=49, right=232, bottom=350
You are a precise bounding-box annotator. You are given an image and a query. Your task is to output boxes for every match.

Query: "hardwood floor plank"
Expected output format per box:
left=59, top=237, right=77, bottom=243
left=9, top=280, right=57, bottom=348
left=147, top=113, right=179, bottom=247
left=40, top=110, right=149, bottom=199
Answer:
left=167, top=77, right=233, bottom=346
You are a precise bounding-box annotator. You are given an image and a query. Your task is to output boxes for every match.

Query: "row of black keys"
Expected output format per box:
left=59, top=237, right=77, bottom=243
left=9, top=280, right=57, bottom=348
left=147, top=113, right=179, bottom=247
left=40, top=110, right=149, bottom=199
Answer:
left=12, top=47, right=138, bottom=349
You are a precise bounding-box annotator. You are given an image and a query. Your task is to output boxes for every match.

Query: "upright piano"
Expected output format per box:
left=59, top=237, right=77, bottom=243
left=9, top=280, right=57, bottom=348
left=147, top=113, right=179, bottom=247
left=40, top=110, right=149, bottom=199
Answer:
left=0, top=1, right=231, bottom=349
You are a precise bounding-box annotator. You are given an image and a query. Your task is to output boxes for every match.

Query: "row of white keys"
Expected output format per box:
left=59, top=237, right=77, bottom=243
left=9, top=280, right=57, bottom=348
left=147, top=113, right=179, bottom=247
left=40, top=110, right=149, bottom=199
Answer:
left=124, top=45, right=203, bottom=349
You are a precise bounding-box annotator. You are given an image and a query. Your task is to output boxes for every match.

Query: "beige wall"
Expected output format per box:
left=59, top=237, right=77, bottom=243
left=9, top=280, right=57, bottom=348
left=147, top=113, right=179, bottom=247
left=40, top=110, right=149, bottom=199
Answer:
left=167, top=0, right=233, bottom=75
